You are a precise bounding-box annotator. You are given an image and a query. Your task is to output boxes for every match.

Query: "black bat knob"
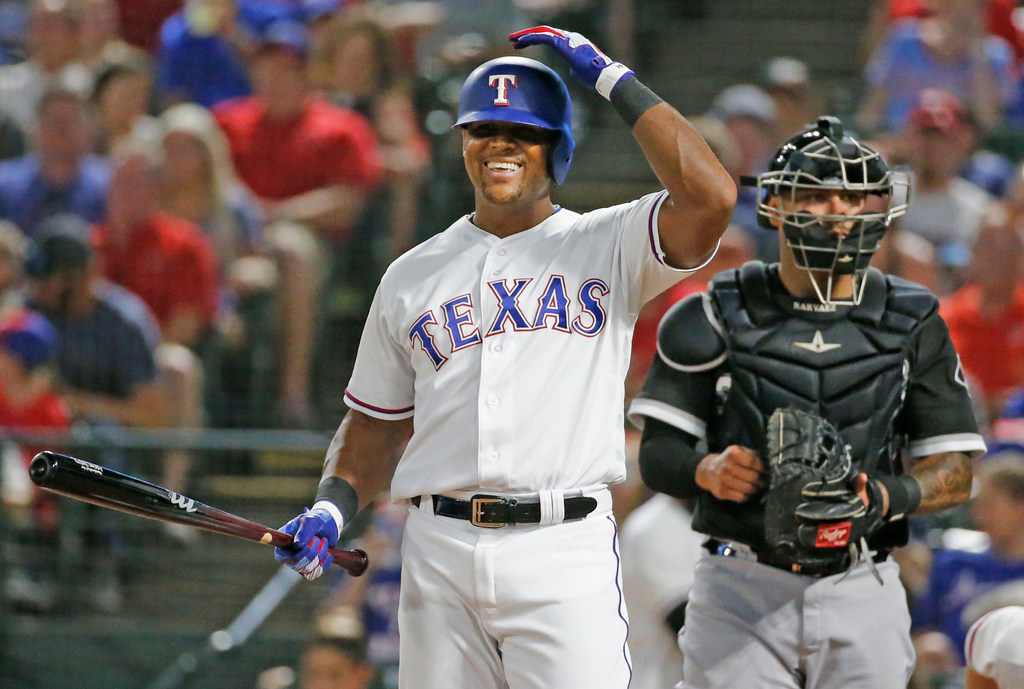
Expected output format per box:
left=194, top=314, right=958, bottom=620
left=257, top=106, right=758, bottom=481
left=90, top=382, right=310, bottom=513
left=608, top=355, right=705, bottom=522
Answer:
left=29, top=451, right=57, bottom=486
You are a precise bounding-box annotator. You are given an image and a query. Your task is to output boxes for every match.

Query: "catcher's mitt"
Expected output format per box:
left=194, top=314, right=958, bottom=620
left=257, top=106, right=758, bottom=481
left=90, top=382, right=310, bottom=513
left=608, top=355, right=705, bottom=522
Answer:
left=762, top=407, right=885, bottom=577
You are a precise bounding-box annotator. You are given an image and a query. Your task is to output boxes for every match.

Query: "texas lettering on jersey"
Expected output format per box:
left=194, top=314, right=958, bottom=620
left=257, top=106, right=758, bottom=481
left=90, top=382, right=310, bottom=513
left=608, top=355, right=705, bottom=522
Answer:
left=409, top=275, right=610, bottom=369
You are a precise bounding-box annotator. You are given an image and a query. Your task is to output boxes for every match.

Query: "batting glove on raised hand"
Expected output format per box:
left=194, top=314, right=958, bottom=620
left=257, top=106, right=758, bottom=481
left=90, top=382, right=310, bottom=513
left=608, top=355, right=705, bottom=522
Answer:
left=274, top=506, right=340, bottom=581
left=509, top=26, right=634, bottom=100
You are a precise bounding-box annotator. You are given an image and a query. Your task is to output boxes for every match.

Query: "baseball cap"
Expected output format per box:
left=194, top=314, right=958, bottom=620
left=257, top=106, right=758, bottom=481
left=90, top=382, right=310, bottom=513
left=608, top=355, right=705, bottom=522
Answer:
left=708, top=84, right=777, bottom=125
left=908, top=89, right=971, bottom=133
left=764, top=57, right=810, bottom=92
left=0, top=308, right=58, bottom=370
left=24, top=215, right=94, bottom=279
left=256, top=19, right=309, bottom=57
left=312, top=606, right=369, bottom=662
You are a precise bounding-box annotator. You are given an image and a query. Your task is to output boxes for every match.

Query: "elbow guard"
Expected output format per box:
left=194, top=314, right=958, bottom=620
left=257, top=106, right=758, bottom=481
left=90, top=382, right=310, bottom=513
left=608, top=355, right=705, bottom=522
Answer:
left=656, top=293, right=726, bottom=372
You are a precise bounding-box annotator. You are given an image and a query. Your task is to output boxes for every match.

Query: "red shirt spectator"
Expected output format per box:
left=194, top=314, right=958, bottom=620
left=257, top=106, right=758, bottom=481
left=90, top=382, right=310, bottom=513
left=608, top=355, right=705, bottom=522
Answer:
left=0, top=382, right=69, bottom=430
left=0, top=309, right=70, bottom=439
left=92, top=211, right=220, bottom=334
left=941, top=282, right=1024, bottom=404
left=0, top=383, right=69, bottom=530
left=214, top=94, right=380, bottom=202
left=0, top=308, right=70, bottom=532
left=115, top=0, right=183, bottom=52
left=940, top=210, right=1024, bottom=418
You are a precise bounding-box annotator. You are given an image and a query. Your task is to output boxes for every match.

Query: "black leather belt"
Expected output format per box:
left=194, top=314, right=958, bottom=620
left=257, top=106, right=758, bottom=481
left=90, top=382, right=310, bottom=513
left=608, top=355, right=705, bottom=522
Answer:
left=703, top=538, right=889, bottom=578
left=412, top=494, right=598, bottom=528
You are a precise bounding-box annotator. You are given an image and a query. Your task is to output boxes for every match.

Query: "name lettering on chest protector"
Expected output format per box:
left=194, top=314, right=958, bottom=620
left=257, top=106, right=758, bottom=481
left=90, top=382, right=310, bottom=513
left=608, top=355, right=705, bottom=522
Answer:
left=408, top=276, right=610, bottom=369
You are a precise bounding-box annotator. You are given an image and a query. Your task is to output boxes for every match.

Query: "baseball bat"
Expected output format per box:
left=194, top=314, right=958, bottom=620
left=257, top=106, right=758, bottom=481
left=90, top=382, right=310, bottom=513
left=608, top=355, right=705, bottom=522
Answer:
left=28, top=451, right=368, bottom=577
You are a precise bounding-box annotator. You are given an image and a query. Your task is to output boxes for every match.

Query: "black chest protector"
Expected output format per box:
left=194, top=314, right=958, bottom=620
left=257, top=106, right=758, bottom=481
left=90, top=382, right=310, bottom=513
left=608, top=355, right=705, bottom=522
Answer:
left=694, top=262, right=937, bottom=549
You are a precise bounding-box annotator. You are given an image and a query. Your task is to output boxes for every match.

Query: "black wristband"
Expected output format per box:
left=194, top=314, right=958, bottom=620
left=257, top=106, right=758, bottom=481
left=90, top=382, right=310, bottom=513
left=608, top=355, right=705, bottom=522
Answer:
left=315, top=476, right=359, bottom=526
left=876, top=474, right=923, bottom=521
left=610, top=76, right=666, bottom=128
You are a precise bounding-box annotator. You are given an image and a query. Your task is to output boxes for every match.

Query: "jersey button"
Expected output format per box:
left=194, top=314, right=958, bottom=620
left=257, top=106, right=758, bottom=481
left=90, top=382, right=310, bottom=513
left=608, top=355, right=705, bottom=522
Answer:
left=496, top=248, right=507, bottom=256
left=488, top=396, right=500, bottom=407
left=492, top=344, right=503, bottom=352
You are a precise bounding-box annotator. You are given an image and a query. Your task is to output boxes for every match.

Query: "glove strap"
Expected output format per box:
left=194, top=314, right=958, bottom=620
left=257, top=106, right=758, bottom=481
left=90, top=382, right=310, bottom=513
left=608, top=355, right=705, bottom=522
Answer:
left=610, top=75, right=666, bottom=127
left=595, top=62, right=633, bottom=100
left=876, top=474, right=922, bottom=521
left=310, top=500, right=344, bottom=541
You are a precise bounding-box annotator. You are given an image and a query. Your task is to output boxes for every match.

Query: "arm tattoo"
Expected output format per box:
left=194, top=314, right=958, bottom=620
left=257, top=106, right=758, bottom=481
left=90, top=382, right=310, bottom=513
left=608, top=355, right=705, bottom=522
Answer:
left=908, top=451, right=974, bottom=515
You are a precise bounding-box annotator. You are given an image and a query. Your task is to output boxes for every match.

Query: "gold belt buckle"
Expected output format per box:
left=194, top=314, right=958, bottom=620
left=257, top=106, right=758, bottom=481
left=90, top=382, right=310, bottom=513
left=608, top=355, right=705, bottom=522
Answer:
left=470, top=495, right=509, bottom=528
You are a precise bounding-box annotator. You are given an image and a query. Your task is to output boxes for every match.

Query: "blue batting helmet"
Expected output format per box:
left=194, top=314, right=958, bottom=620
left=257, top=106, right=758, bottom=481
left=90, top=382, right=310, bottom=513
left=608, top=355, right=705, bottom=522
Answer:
left=454, top=56, right=575, bottom=184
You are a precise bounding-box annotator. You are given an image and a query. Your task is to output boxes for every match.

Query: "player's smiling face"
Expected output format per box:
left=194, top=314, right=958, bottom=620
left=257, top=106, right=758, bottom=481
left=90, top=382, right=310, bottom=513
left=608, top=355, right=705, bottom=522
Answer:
left=462, top=122, right=554, bottom=207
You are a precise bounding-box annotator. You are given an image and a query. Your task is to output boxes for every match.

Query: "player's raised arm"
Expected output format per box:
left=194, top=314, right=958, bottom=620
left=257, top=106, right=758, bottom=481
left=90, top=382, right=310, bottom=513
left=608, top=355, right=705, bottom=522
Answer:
left=509, top=26, right=736, bottom=269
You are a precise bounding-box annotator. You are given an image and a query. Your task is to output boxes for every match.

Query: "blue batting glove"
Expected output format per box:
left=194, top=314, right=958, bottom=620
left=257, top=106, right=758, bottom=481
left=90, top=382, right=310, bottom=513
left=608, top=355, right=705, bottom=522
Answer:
left=509, top=25, right=634, bottom=100
left=274, top=506, right=341, bottom=581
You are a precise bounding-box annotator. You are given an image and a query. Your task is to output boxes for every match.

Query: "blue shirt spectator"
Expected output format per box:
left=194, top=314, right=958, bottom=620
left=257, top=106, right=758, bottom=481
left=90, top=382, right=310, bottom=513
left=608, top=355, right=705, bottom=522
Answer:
left=0, top=154, right=109, bottom=238
left=0, top=0, right=27, bottom=66
left=962, top=148, right=1017, bottom=199
left=155, top=0, right=308, bottom=110
left=24, top=222, right=162, bottom=410
left=913, top=547, right=1024, bottom=665
left=863, top=18, right=1016, bottom=133
left=0, top=88, right=108, bottom=238
left=49, top=286, right=159, bottom=400
left=156, top=9, right=252, bottom=109
left=912, top=452, right=1024, bottom=665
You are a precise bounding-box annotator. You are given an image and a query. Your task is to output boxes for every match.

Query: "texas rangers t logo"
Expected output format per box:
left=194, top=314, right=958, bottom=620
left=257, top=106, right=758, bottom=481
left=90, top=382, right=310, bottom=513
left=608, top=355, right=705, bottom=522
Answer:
left=488, top=74, right=517, bottom=105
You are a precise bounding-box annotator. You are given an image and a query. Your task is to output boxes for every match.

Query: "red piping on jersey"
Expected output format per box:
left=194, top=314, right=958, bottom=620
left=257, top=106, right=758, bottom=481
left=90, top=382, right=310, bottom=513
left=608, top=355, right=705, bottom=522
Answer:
left=344, top=390, right=414, bottom=415
left=966, top=608, right=999, bottom=664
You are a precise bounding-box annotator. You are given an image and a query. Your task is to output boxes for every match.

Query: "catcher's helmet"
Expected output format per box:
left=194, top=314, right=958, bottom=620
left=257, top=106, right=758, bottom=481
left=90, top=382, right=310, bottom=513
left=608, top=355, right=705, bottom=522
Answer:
left=743, top=116, right=910, bottom=305
left=454, top=56, right=575, bottom=184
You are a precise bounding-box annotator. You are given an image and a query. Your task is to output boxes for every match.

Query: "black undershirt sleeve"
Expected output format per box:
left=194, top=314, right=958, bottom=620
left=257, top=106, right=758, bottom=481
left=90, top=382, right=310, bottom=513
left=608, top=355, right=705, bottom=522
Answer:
left=638, top=417, right=706, bottom=499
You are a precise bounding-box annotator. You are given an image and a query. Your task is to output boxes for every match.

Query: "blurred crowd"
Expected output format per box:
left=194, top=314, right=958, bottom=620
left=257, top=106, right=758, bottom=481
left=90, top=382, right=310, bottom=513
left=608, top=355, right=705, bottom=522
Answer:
left=0, top=0, right=1023, bottom=687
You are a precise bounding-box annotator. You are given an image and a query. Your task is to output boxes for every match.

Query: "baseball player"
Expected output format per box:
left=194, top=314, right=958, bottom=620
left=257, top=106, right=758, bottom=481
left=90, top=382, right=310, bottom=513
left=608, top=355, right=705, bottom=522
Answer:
left=965, top=605, right=1024, bottom=689
left=273, top=25, right=735, bottom=689
left=627, top=115, right=988, bottom=688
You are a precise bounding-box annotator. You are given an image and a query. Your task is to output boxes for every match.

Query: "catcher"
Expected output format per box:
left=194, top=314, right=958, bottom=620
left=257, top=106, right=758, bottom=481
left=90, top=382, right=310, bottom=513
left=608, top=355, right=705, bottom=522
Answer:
left=627, top=116, right=987, bottom=688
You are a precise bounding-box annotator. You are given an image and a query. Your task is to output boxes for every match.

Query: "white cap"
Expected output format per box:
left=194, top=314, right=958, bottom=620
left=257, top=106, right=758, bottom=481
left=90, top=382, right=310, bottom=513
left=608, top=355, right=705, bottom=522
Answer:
left=708, top=84, right=777, bottom=125
left=765, top=57, right=810, bottom=90
left=965, top=606, right=1024, bottom=686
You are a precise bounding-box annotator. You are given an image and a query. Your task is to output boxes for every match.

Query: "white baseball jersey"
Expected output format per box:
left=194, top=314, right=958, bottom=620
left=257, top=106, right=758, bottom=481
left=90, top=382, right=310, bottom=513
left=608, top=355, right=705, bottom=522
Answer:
left=344, top=191, right=712, bottom=500
left=966, top=606, right=1024, bottom=687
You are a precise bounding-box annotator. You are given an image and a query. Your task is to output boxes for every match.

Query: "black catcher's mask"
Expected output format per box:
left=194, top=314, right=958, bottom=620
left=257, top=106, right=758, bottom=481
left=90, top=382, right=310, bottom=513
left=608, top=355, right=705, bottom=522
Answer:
left=742, top=116, right=910, bottom=305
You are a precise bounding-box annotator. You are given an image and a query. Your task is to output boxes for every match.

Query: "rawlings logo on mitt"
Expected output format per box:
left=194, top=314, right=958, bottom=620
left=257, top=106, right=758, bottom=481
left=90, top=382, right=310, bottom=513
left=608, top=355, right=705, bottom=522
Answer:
left=763, top=407, right=885, bottom=575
